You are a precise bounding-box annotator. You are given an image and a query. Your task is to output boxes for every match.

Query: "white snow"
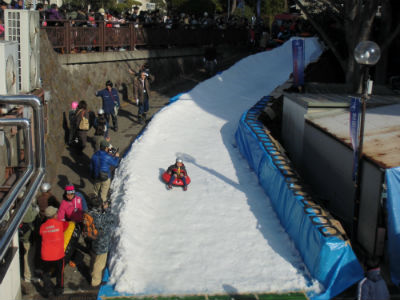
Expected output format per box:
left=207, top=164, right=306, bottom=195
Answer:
left=109, top=38, right=324, bottom=296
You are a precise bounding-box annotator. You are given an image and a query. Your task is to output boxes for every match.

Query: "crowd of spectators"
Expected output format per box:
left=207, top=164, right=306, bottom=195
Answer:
left=0, top=0, right=314, bottom=52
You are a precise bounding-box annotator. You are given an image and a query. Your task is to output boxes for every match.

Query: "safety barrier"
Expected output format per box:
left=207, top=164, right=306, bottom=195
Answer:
left=235, top=96, right=364, bottom=300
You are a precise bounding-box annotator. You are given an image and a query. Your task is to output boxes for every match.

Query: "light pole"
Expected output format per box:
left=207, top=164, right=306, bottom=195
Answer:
left=352, top=41, right=381, bottom=240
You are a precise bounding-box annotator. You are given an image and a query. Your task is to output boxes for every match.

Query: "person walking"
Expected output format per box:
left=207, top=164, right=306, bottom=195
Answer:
left=68, top=101, right=79, bottom=145
left=95, top=80, right=120, bottom=131
left=89, top=196, right=116, bottom=287
left=39, top=206, right=68, bottom=297
left=133, top=69, right=154, bottom=124
left=90, top=140, right=120, bottom=203
left=93, top=108, right=109, bottom=152
left=74, top=100, right=90, bottom=154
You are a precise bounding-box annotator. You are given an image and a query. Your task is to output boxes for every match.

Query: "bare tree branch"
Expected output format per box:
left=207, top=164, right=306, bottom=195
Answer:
left=381, top=23, right=400, bottom=52
left=294, top=0, right=347, bottom=71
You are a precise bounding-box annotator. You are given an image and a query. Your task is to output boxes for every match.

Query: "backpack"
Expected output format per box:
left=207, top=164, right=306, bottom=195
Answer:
left=82, top=212, right=98, bottom=239
left=78, top=110, right=90, bottom=130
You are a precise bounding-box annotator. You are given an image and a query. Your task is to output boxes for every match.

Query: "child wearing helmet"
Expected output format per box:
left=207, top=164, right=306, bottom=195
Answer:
left=166, top=158, right=189, bottom=191
left=37, top=182, right=59, bottom=220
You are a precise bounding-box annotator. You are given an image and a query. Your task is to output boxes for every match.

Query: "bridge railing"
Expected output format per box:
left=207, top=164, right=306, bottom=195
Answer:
left=42, top=20, right=248, bottom=53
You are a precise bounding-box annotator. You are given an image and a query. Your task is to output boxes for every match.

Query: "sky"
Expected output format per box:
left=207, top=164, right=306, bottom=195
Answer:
left=107, top=38, right=324, bottom=296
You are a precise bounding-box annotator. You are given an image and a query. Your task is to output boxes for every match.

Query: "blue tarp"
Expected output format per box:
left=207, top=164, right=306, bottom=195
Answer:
left=385, top=167, right=400, bottom=286
left=235, top=97, right=364, bottom=300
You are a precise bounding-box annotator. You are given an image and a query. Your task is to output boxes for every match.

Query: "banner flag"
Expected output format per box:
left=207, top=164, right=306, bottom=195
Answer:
left=350, top=97, right=362, bottom=181
left=292, top=39, right=305, bottom=87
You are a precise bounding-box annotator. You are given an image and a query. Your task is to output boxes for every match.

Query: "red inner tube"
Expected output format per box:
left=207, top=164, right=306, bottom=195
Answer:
left=162, top=172, right=191, bottom=186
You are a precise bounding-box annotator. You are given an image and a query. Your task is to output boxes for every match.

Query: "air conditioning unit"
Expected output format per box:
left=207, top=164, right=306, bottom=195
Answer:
left=5, top=9, right=40, bottom=93
left=0, top=40, right=19, bottom=95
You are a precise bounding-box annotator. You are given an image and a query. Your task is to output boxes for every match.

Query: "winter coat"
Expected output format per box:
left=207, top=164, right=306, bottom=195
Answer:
left=90, top=207, right=116, bottom=254
left=167, top=163, right=188, bottom=177
left=19, top=205, right=38, bottom=243
left=96, top=88, right=120, bottom=114
left=94, top=115, right=108, bottom=137
left=357, top=268, right=390, bottom=300
left=90, top=150, right=120, bottom=179
left=40, top=218, right=68, bottom=261
left=134, top=75, right=154, bottom=103
left=57, top=195, right=83, bottom=222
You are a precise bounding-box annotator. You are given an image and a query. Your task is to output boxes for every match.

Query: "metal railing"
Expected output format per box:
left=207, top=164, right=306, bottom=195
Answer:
left=0, top=95, right=46, bottom=262
left=42, top=21, right=248, bottom=54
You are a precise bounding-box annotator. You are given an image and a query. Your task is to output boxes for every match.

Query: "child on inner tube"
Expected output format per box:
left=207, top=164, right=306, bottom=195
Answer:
left=166, top=158, right=188, bottom=191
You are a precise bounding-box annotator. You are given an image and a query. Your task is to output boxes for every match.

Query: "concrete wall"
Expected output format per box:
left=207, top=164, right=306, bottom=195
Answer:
left=302, top=121, right=384, bottom=256
left=0, top=233, right=21, bottom=300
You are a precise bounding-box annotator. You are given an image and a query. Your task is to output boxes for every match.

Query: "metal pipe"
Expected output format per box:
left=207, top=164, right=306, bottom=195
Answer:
left=0, top=95, right=46, bottom=261
left=0, top=119, right=33, bottom=220
left=0, top=95, right=46, bottom=170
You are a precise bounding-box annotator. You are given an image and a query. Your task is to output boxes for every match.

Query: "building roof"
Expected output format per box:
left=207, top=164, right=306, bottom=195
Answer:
left=302, top=94, right=400, bottom=169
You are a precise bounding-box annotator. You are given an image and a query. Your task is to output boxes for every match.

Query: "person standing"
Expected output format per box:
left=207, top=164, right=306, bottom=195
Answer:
left=133, top=69, right=154, bottom=124
left=39, top=206, right=68, bottom=297
left=19, top=203, right=39, bottom=283
left=93, top=108, right=109, bottom=152
left=90, top=140, right=120, bottom=203
left=57, top=184, right=84, bottom=223
left=89, top=196, right=116, bottom=287
left=96, top=80, right=120, bottom=132
left=74, top=100, right=90, bottom=154
left=68, top=101, right=79, bottom=145
left=357, top=258, right=390, bottom=300
left=37, top=182, right=59, bottom=221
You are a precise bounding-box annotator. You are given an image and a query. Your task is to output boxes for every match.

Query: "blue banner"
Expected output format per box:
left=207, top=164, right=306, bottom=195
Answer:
left=292, top=39, right=305, bottom=87
left=256, top=0, right=261, bottom=17
left=349, top=97, right=361, bottom=181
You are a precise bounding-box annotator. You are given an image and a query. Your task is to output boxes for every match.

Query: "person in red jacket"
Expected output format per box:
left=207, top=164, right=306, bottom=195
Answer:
left=57, top=184, right=84, bottom=222
left=39, top=206, right=68, bottom=297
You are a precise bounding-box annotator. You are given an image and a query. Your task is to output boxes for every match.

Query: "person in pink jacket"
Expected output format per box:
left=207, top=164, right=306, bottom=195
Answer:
left=57, top=184, right=84, bottom=222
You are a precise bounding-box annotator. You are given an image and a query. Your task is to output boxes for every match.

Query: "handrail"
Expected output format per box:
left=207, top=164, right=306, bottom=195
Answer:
left=0, top=95, right=46, bottom=262
left=41, top=21, right=248, bottom=54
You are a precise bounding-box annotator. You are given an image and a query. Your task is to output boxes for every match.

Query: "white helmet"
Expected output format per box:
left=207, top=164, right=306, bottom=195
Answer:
left=176, top=158, right=183, bottom=163
left=41, top=182, right=51, bottom=192
left=98, top=108, right=104, bottom=115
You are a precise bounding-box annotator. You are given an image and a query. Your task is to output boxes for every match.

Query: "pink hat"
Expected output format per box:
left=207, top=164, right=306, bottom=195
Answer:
left=64, top=184, right=75, bottom=194
left=71, top=101, right=79, bottom=110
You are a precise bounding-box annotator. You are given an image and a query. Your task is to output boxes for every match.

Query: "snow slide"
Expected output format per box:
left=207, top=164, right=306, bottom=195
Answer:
left=106, top=38, right=327, bottom=297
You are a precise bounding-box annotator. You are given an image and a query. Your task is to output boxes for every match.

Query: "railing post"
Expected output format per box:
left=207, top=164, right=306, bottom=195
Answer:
left=129, top=23, right=135, bottom=50
left=99, top=21, right=105, bottom=52
left=65, top=20, right=70, bottom=54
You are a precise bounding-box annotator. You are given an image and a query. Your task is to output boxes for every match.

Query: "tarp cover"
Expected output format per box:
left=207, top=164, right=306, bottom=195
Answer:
left=235, top=98, right=364, bottom=300
left=385, top=167, right=400, bottom=286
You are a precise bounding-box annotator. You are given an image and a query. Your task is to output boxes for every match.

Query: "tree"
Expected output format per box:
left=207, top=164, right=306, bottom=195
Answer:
left=293, top=0, right=400, bottom=92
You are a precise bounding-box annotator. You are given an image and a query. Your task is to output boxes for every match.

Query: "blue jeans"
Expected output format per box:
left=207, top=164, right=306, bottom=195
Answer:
left=138, top=94, right=149, bottom=116
left=168, top=174, right=187, bottom=186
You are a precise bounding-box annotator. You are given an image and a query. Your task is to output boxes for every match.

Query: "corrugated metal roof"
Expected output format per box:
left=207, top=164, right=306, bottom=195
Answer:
left=305, top=96, right=400, bottom=169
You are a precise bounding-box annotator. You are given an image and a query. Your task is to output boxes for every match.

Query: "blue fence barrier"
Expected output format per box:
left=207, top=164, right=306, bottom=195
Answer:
left=235, top=96, right=364, bottom=300
left=386, top=167, right=400, bottom=286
